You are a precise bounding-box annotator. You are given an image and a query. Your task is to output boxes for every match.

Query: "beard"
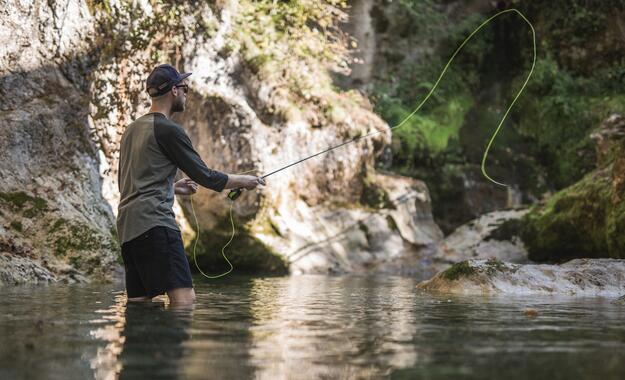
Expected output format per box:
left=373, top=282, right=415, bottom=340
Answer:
left=171, top=95, right=185, bottom=113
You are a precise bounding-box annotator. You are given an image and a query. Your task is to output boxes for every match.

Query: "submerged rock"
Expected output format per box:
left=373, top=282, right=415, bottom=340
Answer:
left=417, top=258, right=625, bottom=297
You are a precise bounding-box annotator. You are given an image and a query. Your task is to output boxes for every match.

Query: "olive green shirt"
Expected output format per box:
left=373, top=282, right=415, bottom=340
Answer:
left=117, top=112, right=228, bottom=245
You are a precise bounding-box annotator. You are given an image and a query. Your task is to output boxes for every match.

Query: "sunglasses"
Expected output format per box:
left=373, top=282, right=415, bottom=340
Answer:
left=174, top=84, right=189, bottom=94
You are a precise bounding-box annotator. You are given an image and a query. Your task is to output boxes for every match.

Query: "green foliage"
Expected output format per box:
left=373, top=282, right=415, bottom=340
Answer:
left=483, top=258, right=508, bottom=276
left=372, top=0, right=625, bottom=234
left=92, top=0, right=209, bottom=64
left=513, top=55, right=624, bottom=187
left=229, top=0, right=365, bottom=119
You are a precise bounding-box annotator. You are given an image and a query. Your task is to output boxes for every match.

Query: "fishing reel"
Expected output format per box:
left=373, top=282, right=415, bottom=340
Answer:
left=227, top=188, right=242, bottom=201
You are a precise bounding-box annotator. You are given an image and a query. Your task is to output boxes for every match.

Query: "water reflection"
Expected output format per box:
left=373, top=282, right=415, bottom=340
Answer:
left=88, top=294, right=194, bottom=380
left=3, top=276, right=625, bottom=379
left=118, top=302, right=193, bottom=379
left=247, top=275, right=423, bottom=379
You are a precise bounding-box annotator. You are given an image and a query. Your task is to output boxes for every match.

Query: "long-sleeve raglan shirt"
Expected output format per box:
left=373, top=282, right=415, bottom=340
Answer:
left=116, top=112, right=228, bottom=245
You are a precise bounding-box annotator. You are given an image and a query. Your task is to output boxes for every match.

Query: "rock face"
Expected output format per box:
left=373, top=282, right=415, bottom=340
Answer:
left=253, top=172, right=443, bottom=276
left=0, top=0, right=119, bottom=284
left=1, top=0, right=446, bottom=283
left=520, top=114, right=625, bottom=261
left=417, top=258, right=625, bottom=297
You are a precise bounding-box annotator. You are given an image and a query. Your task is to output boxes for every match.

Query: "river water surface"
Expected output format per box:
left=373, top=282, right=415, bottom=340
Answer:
left=1, top=274, right=624, bottom=379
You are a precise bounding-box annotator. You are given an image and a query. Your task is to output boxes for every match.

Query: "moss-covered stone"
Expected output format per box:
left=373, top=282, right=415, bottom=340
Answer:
left=441, top=260, right=476, bottom=281
left=360, top=175, right=393, bottom=210
left=485, top=218, right=524, bottom=242
left=483, top=258, right=508, bottom=276
left=53, top=220, right=103, bottom=257
left=520, top=166, right=622, bottom=261
left=49, top=218, right=68, bottom=234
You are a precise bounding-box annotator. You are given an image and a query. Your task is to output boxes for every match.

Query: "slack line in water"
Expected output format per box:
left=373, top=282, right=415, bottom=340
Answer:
left=190, top=8, right=537, bottom=279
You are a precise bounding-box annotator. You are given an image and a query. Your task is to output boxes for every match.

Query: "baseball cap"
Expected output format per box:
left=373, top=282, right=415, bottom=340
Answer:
left=146, top=64, right=192, bottom=97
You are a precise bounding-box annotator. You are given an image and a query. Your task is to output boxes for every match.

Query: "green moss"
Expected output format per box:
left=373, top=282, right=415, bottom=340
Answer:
left=53, top=221, right=102, bottom=257
left=520, top=167, right=620, bottom=261
left=485, top=218, right=523, bottom=241
left=484, top=258, right=507, bottom=276
left=0, top=192, right=48, bottom=216
left=10, top=221, right=23, bottom=232
left=49, top=218, right=68, bottom=234
left=606, top=200, right=625, bottom=256
left=360, top=174, right=393, bottom=210
left=386, top=215, right=399, bottom=232
left=441, top=261, right=476, bottom=281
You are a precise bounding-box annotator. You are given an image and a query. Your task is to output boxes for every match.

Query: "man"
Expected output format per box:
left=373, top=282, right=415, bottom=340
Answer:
left=117, top=64, right=265, bottom=306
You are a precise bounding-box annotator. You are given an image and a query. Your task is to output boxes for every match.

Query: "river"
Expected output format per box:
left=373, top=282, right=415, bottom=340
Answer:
left=1, top=274, right=624, bottom=379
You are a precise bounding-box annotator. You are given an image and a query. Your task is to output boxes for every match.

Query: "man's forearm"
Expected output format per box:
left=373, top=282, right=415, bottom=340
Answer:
left=223, top=174, right=255, bottom=190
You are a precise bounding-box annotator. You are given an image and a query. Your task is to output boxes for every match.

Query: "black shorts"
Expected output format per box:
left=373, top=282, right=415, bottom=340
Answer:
left=121, top=226, right=193, bottom=299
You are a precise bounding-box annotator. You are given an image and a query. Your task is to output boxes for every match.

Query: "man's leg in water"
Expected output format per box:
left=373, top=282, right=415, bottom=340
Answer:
left=127, top=296, right=151, bottom=302
left=167, top=287, right=196, bottom=305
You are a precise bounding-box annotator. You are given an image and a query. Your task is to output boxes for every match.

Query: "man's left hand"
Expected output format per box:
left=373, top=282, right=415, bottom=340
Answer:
left=175, top=178, right=198, bottom=195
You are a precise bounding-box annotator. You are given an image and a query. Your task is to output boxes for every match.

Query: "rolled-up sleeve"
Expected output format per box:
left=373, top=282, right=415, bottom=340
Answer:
left=154, top=123, right=229, bottom=192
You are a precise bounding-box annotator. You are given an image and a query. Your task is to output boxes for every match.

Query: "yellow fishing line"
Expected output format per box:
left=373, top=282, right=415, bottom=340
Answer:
left=189, top=195, right=235, bottom=279
left=189, top=8, right=536, bottom=279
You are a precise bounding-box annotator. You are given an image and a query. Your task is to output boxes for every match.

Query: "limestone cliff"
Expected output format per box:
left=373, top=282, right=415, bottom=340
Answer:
left=0, top=0, right=118, bottom=284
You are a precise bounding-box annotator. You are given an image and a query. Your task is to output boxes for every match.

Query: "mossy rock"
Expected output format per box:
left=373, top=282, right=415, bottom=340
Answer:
left=520, top=167, right=623, bottom=261
left=360, top=178, right=393, bottom=210
left=441, top=261, right=476, bottom=281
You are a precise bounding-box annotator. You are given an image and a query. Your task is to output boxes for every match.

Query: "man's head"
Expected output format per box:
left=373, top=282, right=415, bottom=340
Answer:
left=146, top=64, right=192, bottom=114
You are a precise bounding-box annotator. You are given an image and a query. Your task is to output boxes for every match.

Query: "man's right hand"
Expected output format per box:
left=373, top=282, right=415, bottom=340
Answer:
left=225, top=174, right=266, bottom=191
left=242, top=175, right=266, bottom=190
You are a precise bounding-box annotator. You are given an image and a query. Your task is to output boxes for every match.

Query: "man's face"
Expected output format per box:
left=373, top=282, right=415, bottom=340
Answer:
left=171, top=80, right=188, bottom=113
